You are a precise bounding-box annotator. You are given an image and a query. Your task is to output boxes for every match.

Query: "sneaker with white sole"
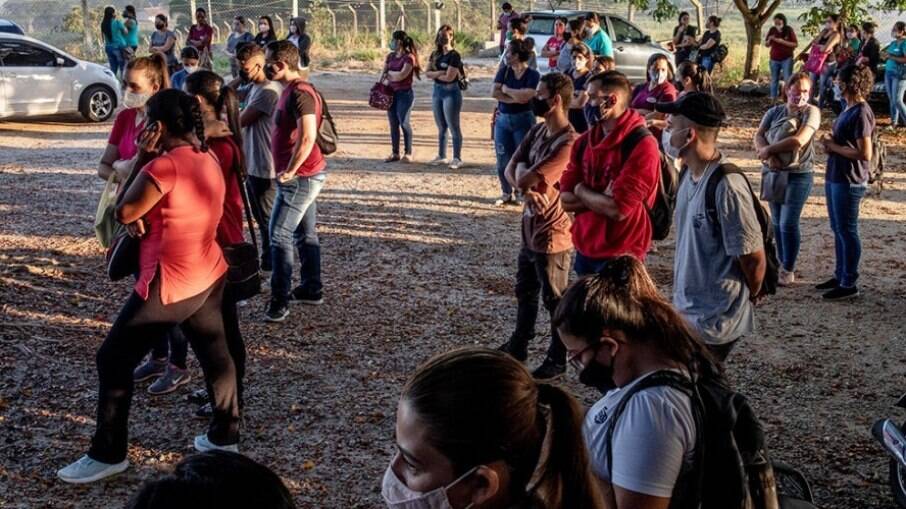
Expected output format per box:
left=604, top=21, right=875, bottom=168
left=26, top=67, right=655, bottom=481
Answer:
left=778, top=269, right=795, bottom=287
left=57, top=455, right=129, bottom=484
left=401, top=154, right=413, bottom=163
left=428, top=156, right=448, bottom=165
left=449, top=158, right=463, bottom=169
left=133, top=358, right=167, bottom=382
left=194, top=433, right=239, bottom=453
left=147, top=364, right=191, bottom=396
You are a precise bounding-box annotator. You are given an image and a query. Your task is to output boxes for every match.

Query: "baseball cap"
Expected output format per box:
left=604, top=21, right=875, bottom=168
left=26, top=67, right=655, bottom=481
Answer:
left=654, top=92, right=726, bottom=127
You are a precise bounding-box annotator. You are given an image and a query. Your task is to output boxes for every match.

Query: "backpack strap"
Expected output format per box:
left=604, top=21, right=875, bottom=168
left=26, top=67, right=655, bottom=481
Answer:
left=620, top=125, right=652, bottom=163
left=704, top=162, right=756, bottom=231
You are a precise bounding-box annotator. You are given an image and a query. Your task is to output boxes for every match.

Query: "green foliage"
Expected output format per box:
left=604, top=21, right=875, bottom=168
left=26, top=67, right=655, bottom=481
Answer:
left=799, top=0, right=906, bottom=36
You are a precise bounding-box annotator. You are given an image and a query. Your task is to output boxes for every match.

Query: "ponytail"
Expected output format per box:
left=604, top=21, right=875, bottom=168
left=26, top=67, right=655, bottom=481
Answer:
left=406, top=36, right=422, bottom=80
left=145, top=89, right=207, bottom=151
left=534, top=383, right=603, bottom=507
left=126, top=53, right=170, bottom=90
left=189, top=97, right=208, bottom=152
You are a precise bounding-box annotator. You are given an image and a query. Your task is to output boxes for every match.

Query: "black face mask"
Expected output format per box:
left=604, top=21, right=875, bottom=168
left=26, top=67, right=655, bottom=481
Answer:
left=264, top=63, right=277, bottom=81
left=239, top=64, right=261, bottom=82
left=531, top=96, right=553, bottom=117
left=155, top=22, right=165, bottom=30
left=578, top=358, right=616, bottom=393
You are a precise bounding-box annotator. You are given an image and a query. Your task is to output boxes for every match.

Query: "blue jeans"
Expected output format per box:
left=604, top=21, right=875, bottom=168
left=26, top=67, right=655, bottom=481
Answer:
left=388, top=88, right=415, bottom=156
left=812, top=63, right=836, bottom=107
left=269, top=173, right=326, bottom=302
left=769, top=171, right=813, bottom=272
left=769, top=58, right=794, bottom=99
left=105, top=43, right=124, bottom=77
left=825, top=181, right=866, bottom=288
left=573, top=252, right=612, bottom=276
left=432, top=82, right=463, bottom=160
left=494, top=110, right=536, bottom=197
left=700, top=55, right=715, bottom=73
left=884, top=72, right=906, bottom=126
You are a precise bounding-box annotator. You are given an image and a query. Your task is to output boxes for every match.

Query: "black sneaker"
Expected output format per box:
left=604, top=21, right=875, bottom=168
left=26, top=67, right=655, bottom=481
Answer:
left=289, top=287, right=324, bottom=306
left=195, top=402, right=212, bottom=419
left=532, top=358, right=566, bottom=380
left=823, top=286, right=860, bottom=301
left=815, top=278, right=838, bottom=290
left=186, top=388, right=208, bottom=405
left=264, top=299, right=289, bottom=322
left=497, top=340, right=528, bottom=362
left=260, top=257, right=272, bottom=272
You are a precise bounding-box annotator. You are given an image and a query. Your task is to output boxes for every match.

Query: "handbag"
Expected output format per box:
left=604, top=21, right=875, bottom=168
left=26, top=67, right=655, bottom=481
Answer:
left=369, top=74, right=394, bottom=111
left=760, top=169, right=789, bottom=203
left=94, top=173, right=119, bottom=248
left=804, top=44, right=829, bottom=74
left=105, top=150, right=150, bottom=282
left=223, top=158, right=261, bottom=303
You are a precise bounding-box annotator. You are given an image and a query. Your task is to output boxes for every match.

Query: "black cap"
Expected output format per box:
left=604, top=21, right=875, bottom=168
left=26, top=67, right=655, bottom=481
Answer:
left=654, top=92, right=726, bottom=127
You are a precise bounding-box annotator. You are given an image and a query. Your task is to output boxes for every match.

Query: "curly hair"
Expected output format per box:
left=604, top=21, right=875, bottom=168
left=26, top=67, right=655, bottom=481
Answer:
left=837, top=63, right=874, bottom=99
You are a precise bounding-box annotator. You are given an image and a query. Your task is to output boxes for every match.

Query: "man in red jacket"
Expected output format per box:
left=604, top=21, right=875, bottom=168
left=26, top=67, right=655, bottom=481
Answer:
left=560, top=71, right=660, bottom=275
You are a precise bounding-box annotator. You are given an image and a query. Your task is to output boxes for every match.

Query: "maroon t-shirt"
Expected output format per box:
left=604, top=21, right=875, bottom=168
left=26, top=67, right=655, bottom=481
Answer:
left=386, top=53, right=416, bottom=92
left=271, top=79, right=326, bottom=178
left=767, top=26, right=797, bottom=61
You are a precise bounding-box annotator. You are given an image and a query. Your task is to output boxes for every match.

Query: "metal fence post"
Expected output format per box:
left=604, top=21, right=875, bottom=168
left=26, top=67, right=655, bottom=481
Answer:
left=380, top=0, right=387, bottom=49
left=454, top=0, right=461, bottom=32
left=293, top=0, right=299, bottom=18
left=347, top=5, right=358, bottom=35
left=274, top=14, right=285, bottom=37
left=394, top=0, right=406, bottom=31
left=324, top=3, right=336, bottom=39
left=420, top=0, right=432, bottom=34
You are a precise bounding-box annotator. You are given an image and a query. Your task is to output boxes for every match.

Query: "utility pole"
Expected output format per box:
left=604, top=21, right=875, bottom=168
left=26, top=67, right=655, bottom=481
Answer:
left=434, top=1, right=441, bottom=33
left=380, top=0, right=387, bottom=50
left=189, top=0, right=197, bottom=18
left=293, top=0, right=299, bottom=18
left=81, top=0, right=90, bottom=45
left=490, top=0, right=496, bottom=44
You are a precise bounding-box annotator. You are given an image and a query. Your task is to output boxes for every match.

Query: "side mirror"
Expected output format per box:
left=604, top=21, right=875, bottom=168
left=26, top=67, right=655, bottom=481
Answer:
left=643, top=34, right=651, bottom=43
left=55, top=56, right=66, bottom=66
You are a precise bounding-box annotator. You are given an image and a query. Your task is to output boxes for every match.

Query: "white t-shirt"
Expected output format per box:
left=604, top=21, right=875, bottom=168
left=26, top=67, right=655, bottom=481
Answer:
left=583, top=370, right=697, bottom=498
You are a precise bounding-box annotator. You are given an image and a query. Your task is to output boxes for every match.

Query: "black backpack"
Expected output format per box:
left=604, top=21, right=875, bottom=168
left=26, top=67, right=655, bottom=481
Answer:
left=604, top=369, right=817, bottom=509
left=695, top=163, right=780, bottom=296
left=621, top=126, right=679, bottom=242
left=714, top=43, right=730, bottom=64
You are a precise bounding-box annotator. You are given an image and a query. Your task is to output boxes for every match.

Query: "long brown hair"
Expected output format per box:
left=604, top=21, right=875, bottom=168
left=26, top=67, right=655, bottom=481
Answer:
left=553, top=255, right=719, bottom=375
left=126, top=53, right=170, bottom=90
left=392, top=30, right=421, bottom=80
left=402, top=348, right=604, bottom=508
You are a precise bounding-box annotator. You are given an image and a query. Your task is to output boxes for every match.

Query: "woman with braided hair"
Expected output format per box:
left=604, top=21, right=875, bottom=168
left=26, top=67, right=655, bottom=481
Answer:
left=383, top=347, right=604, bottom=509
left=58, top=89, right=241, bottom=484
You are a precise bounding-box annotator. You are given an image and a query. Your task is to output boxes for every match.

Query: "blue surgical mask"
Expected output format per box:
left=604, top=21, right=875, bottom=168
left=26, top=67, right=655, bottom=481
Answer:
left=390, top=40, right=399, bottom=51
left=833, top=83, right=843, bottom=101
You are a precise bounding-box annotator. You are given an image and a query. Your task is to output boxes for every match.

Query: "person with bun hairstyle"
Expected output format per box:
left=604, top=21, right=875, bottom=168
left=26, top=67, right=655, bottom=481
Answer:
left=553, top=255, right=719, bottom=509
left=765, top=13, right=798, bottom=100
left=59, top=89, right=241, bottom=484
left=384, top=347, right=604, bottom=509
left=697, top=15, right=722, bottom=74
left=382, top=30, right=421, bottom=163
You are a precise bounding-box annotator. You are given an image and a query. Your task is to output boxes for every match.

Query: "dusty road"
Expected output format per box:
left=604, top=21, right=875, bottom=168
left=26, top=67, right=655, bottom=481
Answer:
left=1, top=69, right=905, bottom=508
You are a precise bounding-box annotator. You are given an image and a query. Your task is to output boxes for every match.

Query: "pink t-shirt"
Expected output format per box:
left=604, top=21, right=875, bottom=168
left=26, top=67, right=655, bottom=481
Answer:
left=107, top=108, right=145, bottom=161
left=137, top=145, right=227, bottom=305
left=386, top=53, right=416, bottom=92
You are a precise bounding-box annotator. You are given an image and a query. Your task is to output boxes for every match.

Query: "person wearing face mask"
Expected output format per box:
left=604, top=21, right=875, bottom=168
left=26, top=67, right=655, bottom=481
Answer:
left=235, top=43, right=283, bottom=273
left=382, top=31, right=422, bottom=163
left=631, top=54, right=677, bottom=147
left=567, top=43, right=593, bottom=133
left=559, top=71, right=661, bottom=275
left=696, top=16, right=722, bottom=75
left=817, top=64, right=876, bottom=301
left=583, top=13, right=613, bottom=58
left=426, top=25, right=465, bottom=169
left=497, top=2, right=519, bottom=54
left=553, top=255, right=718, bottom=509
left=541, top=17, right=568, bottom=71
left=754, top=73, right=820, bottom=287
left=765, top=13, right=798, bottom=100
left=672, top=11, right=698, bottom=64
left=384, top=347, right=604, bottom=509
left=255, top=16, right=277, bottom=48
left=170, top=47, right=200, bottom=92
left=263, top=40, right=328, bottom=322
left=100, top=6, right=127, bottom=78
left=149, top=14, right=178, bottom=75
left=122, top=5, right=140, bottom=60
left=58, top=89, right=241, bottom=483
left=856, top=22, right=881, bottom=76
left=499, top=17, right=538, bottom=70
left=557, top=19, right=585, bottom=76
left=226, top=16, right=254, bottom=79
left=882, top=22, right=906, bottom=129
left=188, top=7, right=214, bottom=70
left=497, top=73, right=576, bottom=380
left=655, top=93, right=766, bottom=363
left=286, top=17, right=312, bottom=68
left=492, top=39, right=541, bottom=206
left=802, top=14, right=842, bottom=106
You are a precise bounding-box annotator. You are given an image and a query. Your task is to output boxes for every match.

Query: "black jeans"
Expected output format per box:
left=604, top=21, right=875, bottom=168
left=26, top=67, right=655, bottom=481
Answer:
left=150, top=326, right=188, bottom=368
left=88, top=276, right=239, bottom=464
left=510, top=248, right=572, bottom=364
left=246, top=175, right=276, bottom=268
left=222, top=289, right=246, bottom=405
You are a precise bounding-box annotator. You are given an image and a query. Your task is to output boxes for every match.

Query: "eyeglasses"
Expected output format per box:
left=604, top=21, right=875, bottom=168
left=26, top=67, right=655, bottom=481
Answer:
left=566, top=342, right=601, bottom=371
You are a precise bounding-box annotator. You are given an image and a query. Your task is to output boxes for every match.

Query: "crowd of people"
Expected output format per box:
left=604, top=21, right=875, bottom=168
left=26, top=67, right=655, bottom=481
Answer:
left=49, top=3, right=900, bottom=508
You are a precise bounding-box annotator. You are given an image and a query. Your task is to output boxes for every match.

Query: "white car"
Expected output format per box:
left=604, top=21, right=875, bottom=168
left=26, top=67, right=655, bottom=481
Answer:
left=0, top=33, right=120, bottom=122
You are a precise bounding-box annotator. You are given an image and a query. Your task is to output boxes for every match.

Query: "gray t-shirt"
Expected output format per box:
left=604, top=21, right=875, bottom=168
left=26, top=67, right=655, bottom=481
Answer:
left=150, top=30, right=177, bottom=66
left=673, top=159, right=764, bottom=345
left=243, top=80, right=283, bottom=179
left=758, top=104, right=820, bottom=174
left=227, top=31, right=254, bottom=54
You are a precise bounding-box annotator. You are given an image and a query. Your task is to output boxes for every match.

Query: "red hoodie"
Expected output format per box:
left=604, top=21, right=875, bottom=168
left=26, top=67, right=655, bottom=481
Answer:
left=560, top=108, right=659, bottom=260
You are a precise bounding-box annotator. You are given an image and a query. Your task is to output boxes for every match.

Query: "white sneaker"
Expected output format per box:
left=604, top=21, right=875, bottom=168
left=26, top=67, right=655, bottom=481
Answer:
left=778, top=269, right=796, bottom=287
left=449, top=158, right=463, bottom=169
left=57, top=455, right=128, bottom=484
left=401, top=154, right=413, bottom=163
left=194, top=433, right=239, bottom=454
left=428, top=156, right=448, bottom=165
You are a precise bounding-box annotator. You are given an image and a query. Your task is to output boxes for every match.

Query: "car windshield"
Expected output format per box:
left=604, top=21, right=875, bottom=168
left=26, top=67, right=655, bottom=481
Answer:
left=528, top=16, right=556, bottom=36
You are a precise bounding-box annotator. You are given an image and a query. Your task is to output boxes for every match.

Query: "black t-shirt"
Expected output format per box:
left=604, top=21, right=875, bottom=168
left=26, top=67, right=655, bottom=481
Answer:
left=699, top=30, right=721, bottom=56
left=860, top=37, right=881, bottom=74
left=675, top=25, right=698, bottom=62
left=432, top=49, right=463, bottom=84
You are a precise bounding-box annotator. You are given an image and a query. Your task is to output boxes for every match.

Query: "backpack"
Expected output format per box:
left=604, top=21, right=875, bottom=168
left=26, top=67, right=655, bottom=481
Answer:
left=694, top=163, right=780, bottom=296
left=604, top=369, right=817, bottom=509
left=621, top=126, right=679, bottom=241
left=296, top=81, right=339, bottom=155
left=714, top=43, right=730, bottom=64
left=868, top=127, right=886, bottom=197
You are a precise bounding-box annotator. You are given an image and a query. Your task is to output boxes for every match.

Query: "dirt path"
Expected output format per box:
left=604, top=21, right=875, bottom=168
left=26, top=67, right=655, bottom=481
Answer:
left=1, top=69, right=905, bottom=509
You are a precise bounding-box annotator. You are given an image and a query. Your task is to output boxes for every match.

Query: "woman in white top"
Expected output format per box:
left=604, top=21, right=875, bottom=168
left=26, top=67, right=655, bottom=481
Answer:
left=554, top=255, right=719, bottom=509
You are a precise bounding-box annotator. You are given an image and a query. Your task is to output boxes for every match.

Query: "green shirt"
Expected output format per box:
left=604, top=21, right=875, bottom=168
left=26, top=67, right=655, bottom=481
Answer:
left=584, top=27, right=613, bottom=58
left=106, top=18, right=126, bottom=48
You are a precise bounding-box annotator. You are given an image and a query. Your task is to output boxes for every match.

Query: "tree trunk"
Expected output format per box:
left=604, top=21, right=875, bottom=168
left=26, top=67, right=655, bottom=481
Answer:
left=628, top=3, right=635, bottom=22
left=81, top=0, right=90, bottom=45
left=689, top=0, right=704, bottom=32
left=733, top=0, right=783, bottom=80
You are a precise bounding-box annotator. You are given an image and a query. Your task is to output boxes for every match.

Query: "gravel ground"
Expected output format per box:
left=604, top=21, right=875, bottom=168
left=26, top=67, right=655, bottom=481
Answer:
left=1, top=68, right=905, bottom=509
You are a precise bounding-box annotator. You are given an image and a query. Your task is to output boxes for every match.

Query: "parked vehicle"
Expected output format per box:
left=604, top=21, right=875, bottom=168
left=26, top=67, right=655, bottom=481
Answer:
left=872, top=394, right=906, bottom=507
left=525, top=9, right=673, bottom=81
left=0, top=19, right=25, bottom=35
left=0, top=33, right=120, bottom=122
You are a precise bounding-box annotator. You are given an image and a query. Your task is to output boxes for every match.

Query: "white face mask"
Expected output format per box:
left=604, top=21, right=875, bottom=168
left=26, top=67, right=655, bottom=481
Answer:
left=123, top=90, right=150, bottom=109
left=662, top=127, right=690, bottom=160
left=381, top=464, right=478, bottom=509
left=184, top=65, right=199, bottom=75
left=650, top=69, right=667, bottom=85
left=290, top=25, right=298, bottom=34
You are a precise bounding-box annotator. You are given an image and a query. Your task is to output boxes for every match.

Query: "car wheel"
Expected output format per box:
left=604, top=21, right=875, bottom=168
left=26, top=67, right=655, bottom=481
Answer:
left=79, top=85, right=116, bottom=122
